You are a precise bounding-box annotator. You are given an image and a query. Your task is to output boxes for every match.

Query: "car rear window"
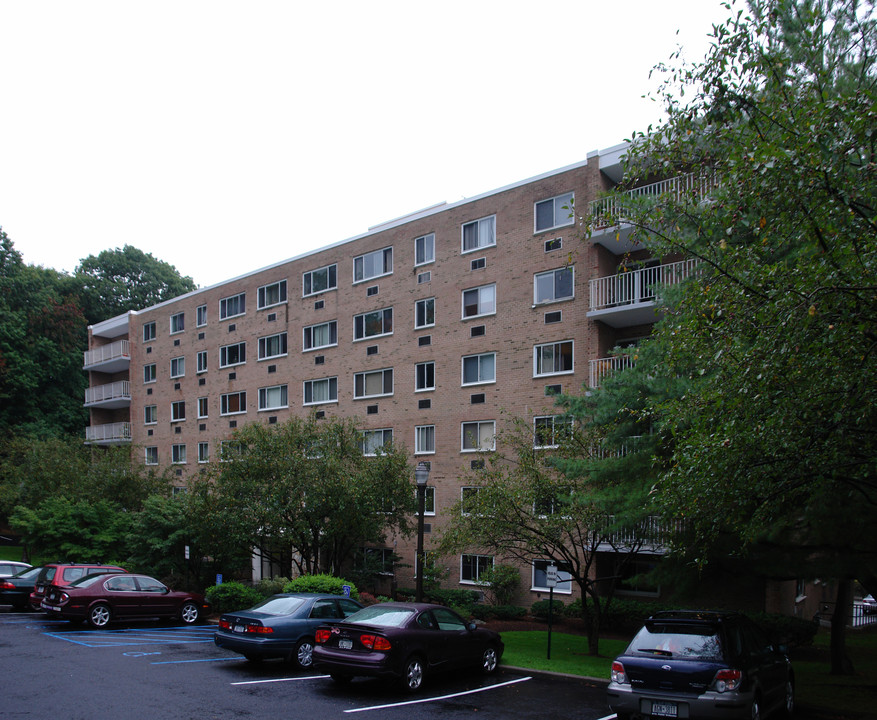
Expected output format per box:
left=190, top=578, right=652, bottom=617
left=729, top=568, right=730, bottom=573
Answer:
left=345, top=605, right=415, bottom=628
left=629, top=624, right=723, bottom=660
left=250, top=596, right=306, bottom=616
left=62, top=568, right=86, bottom=582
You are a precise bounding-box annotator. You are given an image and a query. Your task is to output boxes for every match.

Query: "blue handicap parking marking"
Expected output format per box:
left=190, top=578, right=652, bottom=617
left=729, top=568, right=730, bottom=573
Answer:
left=44, top=624, right=217, bottom=648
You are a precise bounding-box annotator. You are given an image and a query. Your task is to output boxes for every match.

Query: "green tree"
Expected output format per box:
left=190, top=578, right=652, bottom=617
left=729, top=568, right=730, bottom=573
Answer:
left=612, top=0, right=877, bottom=673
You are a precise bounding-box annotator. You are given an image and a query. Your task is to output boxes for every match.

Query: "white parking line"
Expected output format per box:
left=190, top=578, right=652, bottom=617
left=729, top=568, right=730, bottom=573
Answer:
left=343, top=676, right=533, bottom=714
left=231, top=675, right=328, bottom=685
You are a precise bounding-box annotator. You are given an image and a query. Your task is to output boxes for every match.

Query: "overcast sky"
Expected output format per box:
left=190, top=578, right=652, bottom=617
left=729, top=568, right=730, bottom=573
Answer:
left=0, top=1, right=731, bottom=289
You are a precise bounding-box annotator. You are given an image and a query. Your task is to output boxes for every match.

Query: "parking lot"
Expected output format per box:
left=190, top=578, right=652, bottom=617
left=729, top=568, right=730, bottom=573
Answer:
left=0, top=609, right=614, bottom=720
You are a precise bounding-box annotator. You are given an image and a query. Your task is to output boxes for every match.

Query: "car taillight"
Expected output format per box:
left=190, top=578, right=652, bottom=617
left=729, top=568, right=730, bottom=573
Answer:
left=610, top=661, right=628, bottom=684
left=315, top=629, right=331, bottom=644
left=219, top=619, right=231, bottom=630
left=58, top=592, right=69, bottom=603
left=360, top=634, right=391, bottom=651
left=713, top=668, right=742, bottom=692
left=0, top=581, right=14, bottom=590
left=247, top=624, right=273, bottom=634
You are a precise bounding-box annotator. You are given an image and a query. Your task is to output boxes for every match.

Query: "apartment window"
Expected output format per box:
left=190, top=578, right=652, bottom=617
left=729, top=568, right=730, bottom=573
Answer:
left=143, top=321, right=156, bottom=342
left=461, top=553, right=493, bottom=583
left=144, top=364, right=156, bottom=383
left=171, top=444, right=187, bottom=464
left=461, top=420, right=495, bottom=452
left=218, top=292, right=244, bottom=320
left=198, top=442, right=209, bottom=464
left=354, top=247, right=393, bottom=283
left=303, top=264, right=337, bottom=296
left=462, top=215, right=496, bottom=253
left=170, top=312, right=185, bottom=334
left=171, top=400, right=186, bottom=422
left=220, top=391, right=247, bottom=416
left=259, top=384, right=288, bottom=411
left=534, top=415, right=573, bottom=449
left=534, top=267, right=574, bottom=304
left=354, top=368, right=393, bottom=399
left=303, top=320, right=337, bottom=351
left=197, top=396, right=208, bottom=419
left=353, top=307, right=393, bottom=341
left=532, top=560, right=573, bottom=593
left=196, top=304, right=207, bottom=327
left=414, top=233, right=435, bottom=266
left=258, top=332, right=288, bottom=360
left=258, top=279, right=287, bottom=309
left=423, top=486, right=436, bottom=515
left=415, top=425, right=435, bottom=455
left=535, top=191, right=574, bottom=232
left=462, top=284, right=496, bottom=319
left=303, top=377, right=338, bottom=405
left=415, top=298, right=435, bottom=329
left=170, top=356, right=185, bottom=379
left=144, top=405, right=157, bottom=425
left=196, top=350, right=208, bottom=374
left=361, top=428, right=393, bottom=456
left=462, top=352, right=496, bottom=386
left=145, top=446, right=158, bottom=466
left=534, top=340, right=574, bottom=377
left=219, top=342, right=246, bottom=368
left=415, top=361, right=435, bottom=391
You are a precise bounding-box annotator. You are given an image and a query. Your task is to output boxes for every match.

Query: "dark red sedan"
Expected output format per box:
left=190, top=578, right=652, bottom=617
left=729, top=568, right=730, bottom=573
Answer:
left=313, top=602, right=503, bottom=692
left=41, top=573, right=209, bottom=628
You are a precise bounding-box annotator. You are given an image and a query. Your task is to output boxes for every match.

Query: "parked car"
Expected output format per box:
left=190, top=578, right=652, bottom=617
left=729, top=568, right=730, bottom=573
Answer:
left=41, top=572, right=209, bottom=627
left=312, top=602, right=504, bottom=692
left=0, top=560, right=32, bottom=577
left=0, top=566, right=42, bottom=610
left=607, top=610, right=794, bottom=720
left=214, top=593, right=363, bottom=669
left=29, top=562, right=127, bottom=611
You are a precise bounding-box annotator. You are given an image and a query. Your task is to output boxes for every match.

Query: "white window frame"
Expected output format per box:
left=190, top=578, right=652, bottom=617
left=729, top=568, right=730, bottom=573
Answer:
left=258, top=332, right=288, bottom=361
left=197, top=396, right=208, bottom=419
left=144, top=405, right=157, bottom=425
left=461, top=352, right=496, bottom=386
left=534, top=415, right=573, bottom=449
left=171, top=444, right=187, bottom=465
left=170, top=312, right=185, bottom=335
left=219, top=342, right=246, bottom=368
left=461, top=215, right=496, bottom=254
left=415, top=361, right=435, bottom=392
left=361, top=428, right=393, bottom=456
left=303, top=320, right=338, bottom=352
left=196, top=304, right=207, bottom=327
left=415, top=297, right=435, bottom=329
left=196, top=350, right=208, bottom=374
left=303, top=264, right=337, bottom=297
left=353, top=246, right=393, bottom=284
left=423, top=486, right=436, bottom=515
left=144, top=364, right=156, bottom=384
left=531, top=560, right=573, bottom=594
left=220, top=391, right=247, bottom=416
left=258, top=279, right=287, bottom=310
left=171, top=400, right=186, bottom=423
left=353, top=307, right=393, bottom=341
left=144, top=446, right=158, bottom=465
left=533, top=340, right=574, bottom=377
left=460, top=553, right=493, bottom=583
left=354, top=368, right=394, bottom=400
left=533, top=266, right=575, bottom=305
left=143, top=321, right=156, bottom=342
left=219, top=292, right=246, bottom=321
left=415, top=425, right=435, bottom=455
left=303, top=377, right=338, bottom=406
left=258, top=384, right=288, bottom=411
left=461, top=283, right=496, bottom=319
left=414, top=233, right=435, bottom=266
left=198, top=442, right=209, bottom=464
left=461, top=420, right=495, bottom=452
left=534, top=192, right=574, bottom=233
left=170, top=356, right=185, bottom=379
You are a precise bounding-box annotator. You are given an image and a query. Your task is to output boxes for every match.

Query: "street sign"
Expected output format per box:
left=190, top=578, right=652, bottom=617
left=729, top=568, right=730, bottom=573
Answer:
left=546, top=565, right=559, bottom=588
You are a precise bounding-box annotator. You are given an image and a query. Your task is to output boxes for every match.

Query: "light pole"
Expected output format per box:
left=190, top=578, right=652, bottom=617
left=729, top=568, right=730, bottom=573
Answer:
left=414, top=461, right=430, bottom=602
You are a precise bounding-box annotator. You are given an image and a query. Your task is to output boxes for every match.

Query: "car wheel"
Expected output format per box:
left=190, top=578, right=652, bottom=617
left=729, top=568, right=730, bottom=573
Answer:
left=180, top=601, right=199, bottom=624
left=330, top=674, right=352, bottom=685
left=400, top=656, right=425, bottom=692
left=782, top=679, right=795, bottom=718
left=88, top=603, right=111, bottom=628
left=480, top=644, right=500, bottom=674
left=292, top=637, right=315, bottom=670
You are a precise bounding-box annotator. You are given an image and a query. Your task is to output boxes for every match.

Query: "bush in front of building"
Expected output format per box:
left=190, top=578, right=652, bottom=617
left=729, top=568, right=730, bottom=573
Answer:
left=469, top=604, right=528, bottom=621
left=531, top=598, right=566, bottom=620
left=255, top=576, right=291, bottom=598
left=748, top=612, right=818, bottom=649
left=282, top=573, right=359, bottom=600
left=205, top=581, right=263, bottom=614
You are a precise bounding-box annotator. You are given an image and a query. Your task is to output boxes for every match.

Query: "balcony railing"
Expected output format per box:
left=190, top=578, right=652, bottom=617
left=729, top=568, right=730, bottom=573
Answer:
left=590, top=258, right=700, bottom=312
left=589, top=354, right=634, bottom=388
left=600, top=515, right=684, bottom=552
left=84, top=422, right=132, bottom=444
left=83, top=339, right=130, bottom=370
left=84, top=381, right=131, bottom=407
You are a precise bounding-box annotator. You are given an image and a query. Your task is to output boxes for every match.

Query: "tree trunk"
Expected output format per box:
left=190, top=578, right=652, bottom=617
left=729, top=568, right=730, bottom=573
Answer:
left=830, top=578, right=854, bottom=675
left=579, top=586, right=601, bottom=656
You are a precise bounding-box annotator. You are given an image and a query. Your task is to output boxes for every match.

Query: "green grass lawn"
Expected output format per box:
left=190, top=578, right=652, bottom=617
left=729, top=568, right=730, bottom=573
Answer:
left=501, top=630, right=626, bottom=679
left=0, top=546, right=27, bottom=563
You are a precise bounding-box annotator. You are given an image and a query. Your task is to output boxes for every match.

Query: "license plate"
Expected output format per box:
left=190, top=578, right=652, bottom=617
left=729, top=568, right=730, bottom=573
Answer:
left=233, top=625, right=246, bottom=633
left=651, top=701, right=678, bottom=717
left=44, top=605, right=60, bottom=612
left=338, top=638, right=353, bottom=650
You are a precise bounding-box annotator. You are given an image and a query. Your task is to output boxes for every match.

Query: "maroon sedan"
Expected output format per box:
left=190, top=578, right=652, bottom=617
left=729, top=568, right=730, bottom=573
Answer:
left=41, top=573, right=209, bottom=628
left=313, top=602, right=503, bottom=692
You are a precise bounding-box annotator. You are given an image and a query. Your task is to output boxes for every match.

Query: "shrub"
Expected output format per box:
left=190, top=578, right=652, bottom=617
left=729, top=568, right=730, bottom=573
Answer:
left=428, top=588, right=482, bottom=608
left=375, top=595, right=393, bottom=604
left=478, top=564, right=521, bottom=606
left=255, top=576, right=290, bottom=598
left=562, top=597, right=656, bottom=633
left=531, top=598, right=565, bottom=620
left=748, top=612, right=818, bottom=648
left=205, top=581, right=262, bottom=615
left=470, top=604, right=527, bottom=620
left=281, top=574, right=359, bottom=600
left=358, top=592, right=378, bottom=606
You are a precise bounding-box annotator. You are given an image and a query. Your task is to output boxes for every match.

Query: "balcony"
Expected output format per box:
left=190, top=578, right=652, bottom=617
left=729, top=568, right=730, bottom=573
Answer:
left=588, top=258, right=700, bottom=328
left=589, top=354, right=634, bottom=388
left=83, top=340, right=130, bottom=373
left=589, top=172, right=714, bottom=253
left=84, top=422, right=132, bottom=445
left=84, top=381, right=131, bottom=409
left=597, top=515, right=683, bottom=555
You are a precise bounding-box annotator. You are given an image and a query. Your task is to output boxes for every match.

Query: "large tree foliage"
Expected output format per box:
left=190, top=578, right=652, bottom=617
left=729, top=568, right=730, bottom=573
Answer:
left=189, top=416, right=417, bottom=577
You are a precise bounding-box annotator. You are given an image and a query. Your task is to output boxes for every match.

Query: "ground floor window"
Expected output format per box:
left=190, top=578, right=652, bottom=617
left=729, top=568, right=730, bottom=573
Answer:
left=461, top=554, right=493, bottom=583
left=531, top=560, right=573, bottom=594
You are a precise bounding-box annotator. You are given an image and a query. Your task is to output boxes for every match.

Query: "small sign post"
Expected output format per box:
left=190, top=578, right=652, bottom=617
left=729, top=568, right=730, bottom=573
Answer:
left=546, top=565, right=558, bottom=659
left=216, top=573, right=223, bottom=586
left=342, top=584, right=351, bottom=598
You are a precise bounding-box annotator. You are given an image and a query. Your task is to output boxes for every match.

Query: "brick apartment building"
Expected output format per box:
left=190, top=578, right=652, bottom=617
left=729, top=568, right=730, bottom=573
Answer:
left=81, top=141, right=716, bottom=606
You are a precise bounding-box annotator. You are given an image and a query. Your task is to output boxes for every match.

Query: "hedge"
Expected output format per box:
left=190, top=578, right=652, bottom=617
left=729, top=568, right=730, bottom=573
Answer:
left=205, top=581, right=263, bottom=615
left=281, top=574, right=359, bottom=600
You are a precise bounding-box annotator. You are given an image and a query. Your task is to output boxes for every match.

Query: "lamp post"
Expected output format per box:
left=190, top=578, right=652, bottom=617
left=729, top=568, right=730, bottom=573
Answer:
left=414, top=461, right=430, bottom=602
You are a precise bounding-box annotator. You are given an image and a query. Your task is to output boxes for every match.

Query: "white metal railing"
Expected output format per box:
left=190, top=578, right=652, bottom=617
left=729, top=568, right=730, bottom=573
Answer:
left=589, top=354, right=634, bottom=388
left=83, top=339, right=130, bottom=368
left=590, top=172, right=715, bottom=229
left=84, top=422, right=132, bottom=443
left=84, top=381, right=131, bottom=405
left=590, top=258, right=700, bottom=312
left=603, top=515, right=684, bottom=550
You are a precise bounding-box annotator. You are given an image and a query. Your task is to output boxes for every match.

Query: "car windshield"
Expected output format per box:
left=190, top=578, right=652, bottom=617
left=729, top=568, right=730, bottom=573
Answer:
left=249, top=596, right=306, bottom=616
left=629, top=624, right=723, bottom=660
left=344, top=605, right=415, bottom=628
left=68, top=574, right=112, bottom=588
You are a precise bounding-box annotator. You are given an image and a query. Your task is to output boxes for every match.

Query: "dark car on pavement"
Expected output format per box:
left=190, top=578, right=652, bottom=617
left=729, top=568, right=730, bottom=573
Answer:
left=214, top=593, right=363, bottom=669
left=312, top=602, right=504, bottom=692
left=30, top=562, right=127, bottom=611
left=41, top=572, right=209, bottom=627
left=607, top=610, right=794, bottom=720
left=0, top=566, right=42, bottom=610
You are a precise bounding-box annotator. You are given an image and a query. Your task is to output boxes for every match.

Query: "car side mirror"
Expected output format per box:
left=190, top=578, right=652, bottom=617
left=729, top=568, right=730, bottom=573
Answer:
left=467, top=621, right=477, bottom=632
